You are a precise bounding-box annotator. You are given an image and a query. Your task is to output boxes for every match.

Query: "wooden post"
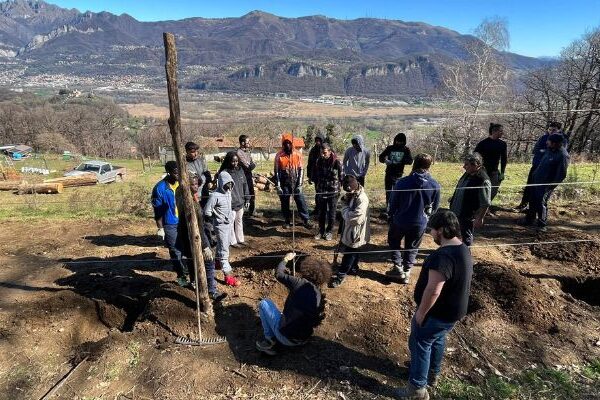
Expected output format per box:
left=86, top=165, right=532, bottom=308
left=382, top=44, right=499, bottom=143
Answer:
left=163, top=32, right=213, bottom=318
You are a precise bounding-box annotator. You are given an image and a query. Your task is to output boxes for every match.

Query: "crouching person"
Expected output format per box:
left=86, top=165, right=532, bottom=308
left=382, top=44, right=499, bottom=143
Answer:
left=175, top=174, right=227, bottom=302
left=330, top=175, right=370, bottom=288
left=256, top=253, right=332, bottom=355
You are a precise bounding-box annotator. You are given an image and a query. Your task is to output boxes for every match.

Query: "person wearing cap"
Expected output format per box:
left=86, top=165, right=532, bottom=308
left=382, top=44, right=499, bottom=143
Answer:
left=448, top=154, right=492, bottom=246
left=151, top=161, right=187, bottom=286
left=330, top=175, right=370, bottom=288
left=343, top=134, right=370, bottom=187
left=274, top=133, right=313, bottom=229
left=519, top=134, right=569, bottom=232
left=379, top=132, right=413, bottom=208
left=515, top=122, right=569, bottom=212
left=473, top=123, right=507, bottom=202
left=386, top=154, right=441, bottom=284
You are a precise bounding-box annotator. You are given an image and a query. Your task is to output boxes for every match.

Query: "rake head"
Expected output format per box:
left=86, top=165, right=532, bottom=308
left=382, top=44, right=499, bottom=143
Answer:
left=175, top=336, right=227, bottom=346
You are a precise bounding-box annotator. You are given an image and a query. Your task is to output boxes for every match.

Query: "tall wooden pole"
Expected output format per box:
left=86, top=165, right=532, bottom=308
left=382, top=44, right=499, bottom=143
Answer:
left=163, top=32, right=213, bottom=318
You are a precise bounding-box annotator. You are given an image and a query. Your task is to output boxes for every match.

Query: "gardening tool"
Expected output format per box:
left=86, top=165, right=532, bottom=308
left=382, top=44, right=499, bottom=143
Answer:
left=175, top=263, right=226, bottom=347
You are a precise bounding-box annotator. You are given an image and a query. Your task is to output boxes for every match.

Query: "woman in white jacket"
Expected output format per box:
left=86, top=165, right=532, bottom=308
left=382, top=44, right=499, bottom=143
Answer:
left=330, top=175, right=370, bottom=287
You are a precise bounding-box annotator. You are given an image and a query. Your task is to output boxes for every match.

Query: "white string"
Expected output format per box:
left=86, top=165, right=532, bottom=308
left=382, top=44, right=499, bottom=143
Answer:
left=60, top=238, right=599, bottom=265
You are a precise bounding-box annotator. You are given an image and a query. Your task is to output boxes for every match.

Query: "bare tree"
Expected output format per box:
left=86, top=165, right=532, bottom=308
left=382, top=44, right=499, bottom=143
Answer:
left=441, top=18, right=511, bottom=157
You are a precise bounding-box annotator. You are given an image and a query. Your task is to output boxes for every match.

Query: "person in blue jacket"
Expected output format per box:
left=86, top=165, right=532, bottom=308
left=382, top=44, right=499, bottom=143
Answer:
left=151, top=161, right=186, bottom=285
left=516, top=121, right=569, bottom=211
left=520, top=134, right=570, bottom=232
left=386, top=154, right=441, bottom=284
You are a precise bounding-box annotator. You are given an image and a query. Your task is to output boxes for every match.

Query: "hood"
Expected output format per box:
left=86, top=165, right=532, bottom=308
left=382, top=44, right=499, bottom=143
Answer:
left=315, top=132, right=326, bottom=142
left=393, top=133, right=407, bottom=146
left=410, top=171, right=430, bottom=188
left=217, top=171, right=234, bottom=192
left=352, top=134, right=366, bottom=150
left=281, top=132, right=293, bottom=146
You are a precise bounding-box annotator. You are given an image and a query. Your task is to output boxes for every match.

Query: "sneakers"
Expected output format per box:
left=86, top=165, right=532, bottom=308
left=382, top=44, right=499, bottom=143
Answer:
left=209, top=291, right=227, bottom=302
left=394, top=382, right=429, bottom=399
left=224, top=275, right=240, bottom=287
left=324, top=232, right=333, bottom=241
left=176, top=276, right=189, bottom=287
left=283, top=222, right=292, bottom=229
left=314, top=233, right=323, bottom=240
left=348, top=264, right=359, bottom=276
left=231, top=243, right=242, bottom=249
left=303, top=220, right=314, bottom=229
left=256, top=338, right=277, bottom=355
left=514, top=204, right=529, bottom=213
left=385, top=265, right=404, bottom=279
left=329, top=275, right=344, bottom=288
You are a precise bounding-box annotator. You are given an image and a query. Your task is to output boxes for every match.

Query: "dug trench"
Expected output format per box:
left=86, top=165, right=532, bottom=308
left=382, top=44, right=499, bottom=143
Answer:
left=0, top=208, right=599, bottom=399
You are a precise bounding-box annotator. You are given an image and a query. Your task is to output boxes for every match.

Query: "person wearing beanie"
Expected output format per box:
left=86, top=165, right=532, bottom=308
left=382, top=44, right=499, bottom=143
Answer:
left=448, top=154, right=492, bottom=246
left=312, top=143, right=343, bottom=241
left=386, top=154, right=441, bottom=284
left=151, top=161, right=186, bottom=286
left=515, top=121, right=569, bottom=212
left=473, top=123, right=507, bottom=202
left=274, top=133, right=313, bottom=229
left=519, top=133, right=569, bottom=232
left=330, top=175, right=370, bottom=288
left=379, top=132, right=413, bottom=208
left=342, top=134, right=371, bottom=187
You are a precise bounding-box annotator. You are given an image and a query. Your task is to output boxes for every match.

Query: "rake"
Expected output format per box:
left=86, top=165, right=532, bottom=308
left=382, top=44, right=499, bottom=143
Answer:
left=175, top=259, right=227, bottom=347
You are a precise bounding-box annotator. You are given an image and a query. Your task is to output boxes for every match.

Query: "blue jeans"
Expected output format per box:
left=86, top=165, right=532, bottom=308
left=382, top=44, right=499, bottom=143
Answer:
left=408, top=315, right=456, bottom=388
left=163, top=224, right=186, bottom=277
left=526, top=186, right=555, bottom=227
left=279, top=186, right=310, bottom=223
left=338, top=244, right=360, bottom=279
left=258, top=299, right=296, bottom=346
left=388, top=224, right=425, bottom=269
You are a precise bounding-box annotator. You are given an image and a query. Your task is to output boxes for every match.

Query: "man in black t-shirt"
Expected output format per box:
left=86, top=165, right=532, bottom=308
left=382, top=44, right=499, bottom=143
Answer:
left=473, top=123, right=507, bottom=201
left=395, top=210, right=473, bottom=400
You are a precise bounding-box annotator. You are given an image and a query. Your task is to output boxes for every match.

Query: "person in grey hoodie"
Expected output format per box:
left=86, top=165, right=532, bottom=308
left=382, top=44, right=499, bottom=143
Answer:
left=204, top=171, right=240, bottom=287
left=343, top=134, right=371, bottom=187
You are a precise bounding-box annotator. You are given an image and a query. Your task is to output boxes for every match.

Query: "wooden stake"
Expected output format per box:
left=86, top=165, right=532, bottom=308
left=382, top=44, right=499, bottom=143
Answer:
left=163, top=32, right=213, bottom=319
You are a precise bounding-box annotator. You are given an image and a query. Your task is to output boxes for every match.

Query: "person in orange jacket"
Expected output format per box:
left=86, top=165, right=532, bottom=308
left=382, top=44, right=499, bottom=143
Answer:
left=274, top=133, right=313, bottom=228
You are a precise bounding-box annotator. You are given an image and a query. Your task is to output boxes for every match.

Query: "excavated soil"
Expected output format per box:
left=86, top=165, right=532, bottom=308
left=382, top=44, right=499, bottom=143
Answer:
left=0, top=202, right=599, bottom=399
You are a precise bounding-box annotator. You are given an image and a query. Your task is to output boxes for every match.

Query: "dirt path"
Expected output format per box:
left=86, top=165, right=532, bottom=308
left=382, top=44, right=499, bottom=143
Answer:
left=0, top=203, right=599, bottom=399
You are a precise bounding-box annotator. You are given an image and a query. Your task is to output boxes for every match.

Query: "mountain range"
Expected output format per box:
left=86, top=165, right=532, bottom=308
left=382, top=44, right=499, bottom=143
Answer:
left=0, top=0, right=547, bottom=96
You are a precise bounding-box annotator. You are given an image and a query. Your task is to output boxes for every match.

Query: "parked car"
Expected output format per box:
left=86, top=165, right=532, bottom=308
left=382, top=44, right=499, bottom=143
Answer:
left=64, top=160, right=126, bottom=184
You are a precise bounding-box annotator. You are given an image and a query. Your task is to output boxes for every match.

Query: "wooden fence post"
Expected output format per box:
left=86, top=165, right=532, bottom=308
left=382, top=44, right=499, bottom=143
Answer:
left=163, top=32, right=213, bottom=317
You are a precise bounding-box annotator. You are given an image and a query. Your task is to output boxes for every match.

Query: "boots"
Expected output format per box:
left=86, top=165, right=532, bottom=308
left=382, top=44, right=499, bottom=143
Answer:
left=394, top=382, right=429, bottom=399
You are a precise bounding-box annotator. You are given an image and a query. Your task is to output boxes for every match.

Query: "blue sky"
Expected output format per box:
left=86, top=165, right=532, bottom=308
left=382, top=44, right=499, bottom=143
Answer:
left=49, top=0, right=600, bottom=58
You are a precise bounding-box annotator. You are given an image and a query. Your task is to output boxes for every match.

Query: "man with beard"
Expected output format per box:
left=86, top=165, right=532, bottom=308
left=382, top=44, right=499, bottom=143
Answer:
left=394, top=210, right=473, bottom=400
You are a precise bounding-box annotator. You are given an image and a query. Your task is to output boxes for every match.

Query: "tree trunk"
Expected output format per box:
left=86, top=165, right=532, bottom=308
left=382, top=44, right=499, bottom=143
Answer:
left=44, top=174, right=98, bottom=187
left=0, top=181, right=22, bottom=191
left=17, top=183, right=64, bottom=194
left=163, top=32, right=213, bottom=317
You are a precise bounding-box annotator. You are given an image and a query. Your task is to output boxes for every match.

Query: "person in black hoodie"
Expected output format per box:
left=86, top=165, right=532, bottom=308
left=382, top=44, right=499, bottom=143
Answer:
left=218, top=151, right=250, bottom=248
left=307, top=132, right=326, bottom=216
left=312, top=143, right=343, bottom=240
left=379, top=133, right=414, bottom=208
left=256, top=253, right=332, bottom=355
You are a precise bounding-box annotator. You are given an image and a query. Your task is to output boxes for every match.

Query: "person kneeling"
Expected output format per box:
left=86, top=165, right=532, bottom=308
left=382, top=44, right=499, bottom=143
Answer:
left=256, top=253, right=332, bottom=355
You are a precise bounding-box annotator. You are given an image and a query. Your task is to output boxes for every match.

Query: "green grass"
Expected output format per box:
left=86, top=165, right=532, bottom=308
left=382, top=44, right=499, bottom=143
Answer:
left=2, top=153, right=599, bottom=220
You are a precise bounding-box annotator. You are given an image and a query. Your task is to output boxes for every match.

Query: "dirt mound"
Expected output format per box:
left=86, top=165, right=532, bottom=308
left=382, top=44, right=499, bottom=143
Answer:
left=469, top=263, right=558, bottom=330
left=529, top=233, right=600, bottom=267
